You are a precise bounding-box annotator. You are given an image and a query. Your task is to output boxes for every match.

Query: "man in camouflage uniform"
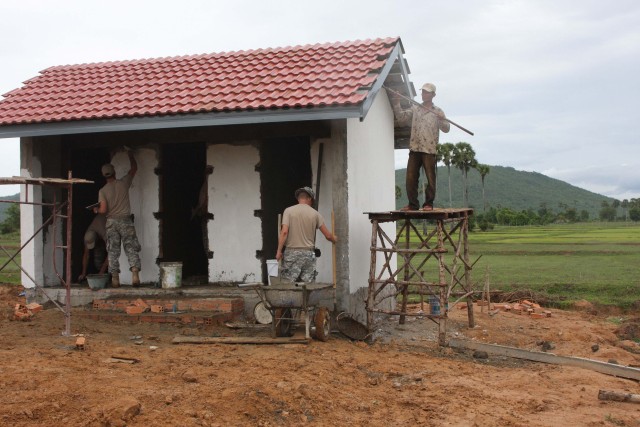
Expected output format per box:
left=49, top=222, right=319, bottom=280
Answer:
left=97, top=150, right=141, bottom=287
left=276, top=187, right=337, bottom=283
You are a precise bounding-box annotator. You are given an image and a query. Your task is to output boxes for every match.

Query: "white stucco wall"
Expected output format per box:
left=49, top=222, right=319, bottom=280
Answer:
left=108, top=148, right=159, bottom=284
left=19, top=138, right=64, bottom=287
left=19, top=139, right=43, bottom=288
left=346, top=91, right=397, bottom=294
left=208, top=143, right=262, bottom=283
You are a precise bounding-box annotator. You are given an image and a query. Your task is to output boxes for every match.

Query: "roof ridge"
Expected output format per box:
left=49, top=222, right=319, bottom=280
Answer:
left=0, top=37, right=405, bottom=129
left=41, top=37, right=400, bottom=72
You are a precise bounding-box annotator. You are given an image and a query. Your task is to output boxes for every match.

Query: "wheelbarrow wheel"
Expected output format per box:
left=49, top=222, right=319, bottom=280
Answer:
left=275, top=308, right=293, bottom=337
left=314, top=307, right=331, bottom=342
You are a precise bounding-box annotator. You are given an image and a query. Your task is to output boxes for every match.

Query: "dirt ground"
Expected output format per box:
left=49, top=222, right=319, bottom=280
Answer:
left=1, top=284, right=640, bottom=427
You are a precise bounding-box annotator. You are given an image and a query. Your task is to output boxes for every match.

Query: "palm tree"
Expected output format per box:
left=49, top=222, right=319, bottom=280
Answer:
left=452, top=142, right=477, bottom=207
left=437, top=142, right=455, bottom=207
left=476, top=164, right=490, bottom=212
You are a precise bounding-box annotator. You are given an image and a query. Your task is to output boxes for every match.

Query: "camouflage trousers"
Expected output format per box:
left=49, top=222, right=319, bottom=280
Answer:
left=280, top=249, right=316, bottom=283
left=106, top=217, right=141, bottom=274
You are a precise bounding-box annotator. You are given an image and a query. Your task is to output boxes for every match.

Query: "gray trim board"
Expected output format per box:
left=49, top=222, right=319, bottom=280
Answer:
left=0, top=105, right=362, bottom=139
left=359, top=42, right=404, bottom=120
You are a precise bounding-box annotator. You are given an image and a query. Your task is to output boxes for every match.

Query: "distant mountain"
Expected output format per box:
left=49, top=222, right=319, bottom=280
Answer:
left=0, top=169, right=618, bottom=223
left=396, top=166, right=615, bottom=218
left=0, top=193, right=19, bottom=222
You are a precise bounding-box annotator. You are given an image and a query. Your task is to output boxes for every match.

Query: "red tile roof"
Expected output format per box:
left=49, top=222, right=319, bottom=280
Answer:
left=0, top=37, right=400, bottom=126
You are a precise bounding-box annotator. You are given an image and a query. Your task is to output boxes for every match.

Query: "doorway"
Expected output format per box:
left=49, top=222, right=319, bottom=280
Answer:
left=70, top=147, right=110, bottom=281
left=160, top=142, right=209, bottom=283
left=260, top=136, right=312, bottom=282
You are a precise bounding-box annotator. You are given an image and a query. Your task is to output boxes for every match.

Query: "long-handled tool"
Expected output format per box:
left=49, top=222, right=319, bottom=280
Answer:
left=331, top=210, right=337, bottom=313
left=383, top=85, right=474, bottom=136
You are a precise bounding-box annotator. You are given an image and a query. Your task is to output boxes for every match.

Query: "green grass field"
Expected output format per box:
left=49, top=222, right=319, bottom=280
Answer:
left=0, top=231, right=21, bottom=285
left=399, top=222, right=640, bottom=309
left=2, top=223, right=639, bottom=308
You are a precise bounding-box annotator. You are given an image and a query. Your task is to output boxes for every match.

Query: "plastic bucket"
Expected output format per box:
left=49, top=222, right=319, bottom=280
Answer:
left=430, top=295, right=441, bottom=315
left=87, top=273, right=109, bottom=290
left=266, top=259, right=278, bottom=285
left=160, top=262, right=183, bottom=289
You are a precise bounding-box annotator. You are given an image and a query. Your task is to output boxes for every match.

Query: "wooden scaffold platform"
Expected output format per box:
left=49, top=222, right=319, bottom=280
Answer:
left=365, top=208, right=477, bottom=346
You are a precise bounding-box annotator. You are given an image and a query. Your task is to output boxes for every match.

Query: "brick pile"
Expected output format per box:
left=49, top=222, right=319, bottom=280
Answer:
left=13, top=303, right=43, bottom=321
left=460, top=299, right=552, bottom=318
left=81, top=296, right=245, bottom=327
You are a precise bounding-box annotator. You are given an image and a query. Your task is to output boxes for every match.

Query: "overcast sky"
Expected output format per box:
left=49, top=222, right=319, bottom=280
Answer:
left=0, top=0, right=638, bottom=200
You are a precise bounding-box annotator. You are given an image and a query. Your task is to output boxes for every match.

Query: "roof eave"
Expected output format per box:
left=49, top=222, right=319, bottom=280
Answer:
left=0, top=105, right=362, bottom=139
left=358, top=39, right=413, bottom=121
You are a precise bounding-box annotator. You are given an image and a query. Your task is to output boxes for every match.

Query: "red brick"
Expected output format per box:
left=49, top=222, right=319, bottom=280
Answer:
left=134, top=298, right=149, bottom=309
left=150, top=305, right=165, bottom=313
left=75, top=336, right=86, bottom=350
left=126, top=306, right=146, bottom=315
left=26, top=303, right=43, bottom=313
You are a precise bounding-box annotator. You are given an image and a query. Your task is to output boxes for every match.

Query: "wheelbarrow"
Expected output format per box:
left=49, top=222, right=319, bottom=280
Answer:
left=242, top=282, right=334, bottom=341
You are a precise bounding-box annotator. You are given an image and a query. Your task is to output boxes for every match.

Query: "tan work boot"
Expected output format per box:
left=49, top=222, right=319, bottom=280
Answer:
left=111, top=273, right=120, bottom=288
left=131, top=268, right=140, bottom=287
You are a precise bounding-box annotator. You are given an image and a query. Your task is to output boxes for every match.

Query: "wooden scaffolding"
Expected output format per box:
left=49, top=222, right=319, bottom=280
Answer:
left=366, top=208, right=476, bottom=346
left=0, top=173, right=92, bottom=336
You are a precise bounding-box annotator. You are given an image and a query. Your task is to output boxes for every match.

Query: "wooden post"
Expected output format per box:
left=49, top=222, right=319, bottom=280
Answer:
left=399, top=218, right=410, bottom=324
left=436, top=220, right=447, bottom=346
left=366, top=220, right=378, bottom=333
left=464, top=214, right=475, bottom=328
left=331, top=211, right=337, bottom=312
left=598, top=390, right=640, bottom=403
left=63, top=171, right=73, bottom=337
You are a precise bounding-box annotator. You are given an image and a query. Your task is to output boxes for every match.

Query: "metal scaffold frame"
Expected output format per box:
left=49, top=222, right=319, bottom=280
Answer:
left=0, top=173, right=92, bottom=336
left=366, top=208, right=477, bottom=346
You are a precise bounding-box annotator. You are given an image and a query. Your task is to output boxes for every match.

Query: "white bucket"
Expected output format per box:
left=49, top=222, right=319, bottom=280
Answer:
left=160, top=262, right=183, bottom=289
left=266, top=259, right=279, bottom=285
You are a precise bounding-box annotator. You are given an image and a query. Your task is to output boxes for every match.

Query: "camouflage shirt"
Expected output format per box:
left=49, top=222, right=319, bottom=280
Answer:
left=394, top=103, right=450, bottom=154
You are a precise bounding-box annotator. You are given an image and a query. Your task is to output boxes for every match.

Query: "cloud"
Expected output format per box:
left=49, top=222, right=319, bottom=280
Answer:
left=0, top=0, right=639, bottom=200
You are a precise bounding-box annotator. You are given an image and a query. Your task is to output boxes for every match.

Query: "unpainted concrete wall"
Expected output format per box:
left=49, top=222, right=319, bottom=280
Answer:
left=310, top=137, right=336, bottom=285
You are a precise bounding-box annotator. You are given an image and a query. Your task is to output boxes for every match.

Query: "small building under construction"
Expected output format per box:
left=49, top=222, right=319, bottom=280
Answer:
left=0, top=37, right=422, bottom=318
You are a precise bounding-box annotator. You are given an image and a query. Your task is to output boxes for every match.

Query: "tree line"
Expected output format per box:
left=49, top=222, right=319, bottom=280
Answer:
left=397, top=141, right=640, bottom=227
left=0, top=203, right=20, bottom=234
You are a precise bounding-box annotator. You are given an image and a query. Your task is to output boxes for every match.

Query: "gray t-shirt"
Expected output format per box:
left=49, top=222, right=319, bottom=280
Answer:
left=98, top=174, right=133, bottom=219
left=282, top=203, right=325, bottom=250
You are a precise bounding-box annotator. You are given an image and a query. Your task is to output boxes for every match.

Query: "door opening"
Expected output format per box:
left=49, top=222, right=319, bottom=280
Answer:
left=160, top=142, right=209, bottom=283
left=260, top=136, right=312, bottom=283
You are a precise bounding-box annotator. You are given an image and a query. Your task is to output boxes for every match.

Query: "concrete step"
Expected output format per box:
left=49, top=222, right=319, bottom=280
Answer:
left=91, top=296, right=244, bottom=314
left=75, top=310, right=237, bottom=327
left=27, top=284, right=262, bottom=319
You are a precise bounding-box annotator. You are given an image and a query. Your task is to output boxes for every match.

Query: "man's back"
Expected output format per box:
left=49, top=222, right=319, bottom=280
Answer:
left=99, top=174, right=133, bottom=219
left=282, top=204, right=322, bottom=250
